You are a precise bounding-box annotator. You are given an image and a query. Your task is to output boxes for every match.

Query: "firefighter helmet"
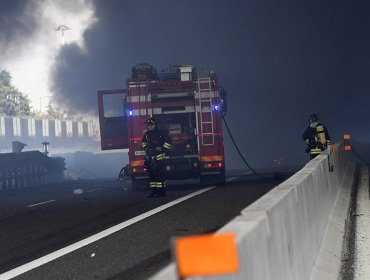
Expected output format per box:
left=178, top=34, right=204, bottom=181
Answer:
left=309, top=114, right=319, bottom=123
left=145, top=117, right=157, bottom=126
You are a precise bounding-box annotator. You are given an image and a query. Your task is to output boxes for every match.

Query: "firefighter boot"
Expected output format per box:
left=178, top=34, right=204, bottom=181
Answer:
left=148, top=188, right=157, bottom=198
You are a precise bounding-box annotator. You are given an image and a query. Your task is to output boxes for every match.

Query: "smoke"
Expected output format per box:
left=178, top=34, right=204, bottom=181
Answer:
left=0, top=0, right=97, bottom=111
left=0, top=1, right=39, bottom=64
left=3, top=0, right=370, bottom=168
left=53, top=0, right=370, bottom=168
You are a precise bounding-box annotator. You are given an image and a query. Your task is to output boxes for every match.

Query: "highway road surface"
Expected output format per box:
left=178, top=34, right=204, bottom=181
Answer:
left=0, top=171, right=286, bottom=280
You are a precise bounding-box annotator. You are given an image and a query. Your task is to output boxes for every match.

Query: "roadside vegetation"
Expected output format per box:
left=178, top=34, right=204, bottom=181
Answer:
left=0, top=69, right=78, bottom=120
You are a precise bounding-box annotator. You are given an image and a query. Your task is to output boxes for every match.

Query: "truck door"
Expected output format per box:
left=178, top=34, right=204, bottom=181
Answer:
left=97, top=89, right=129, bottom=150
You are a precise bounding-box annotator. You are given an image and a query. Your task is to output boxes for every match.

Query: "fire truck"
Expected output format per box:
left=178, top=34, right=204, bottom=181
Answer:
left=97, top=63, right=227, bottom=187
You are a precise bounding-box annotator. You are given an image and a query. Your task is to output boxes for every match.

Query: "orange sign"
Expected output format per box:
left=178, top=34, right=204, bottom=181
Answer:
left=175, top=233, right=239, bottom=278
left=344, top=145, right=351, bottom=151
left=343, top=134, right=351, bottom=140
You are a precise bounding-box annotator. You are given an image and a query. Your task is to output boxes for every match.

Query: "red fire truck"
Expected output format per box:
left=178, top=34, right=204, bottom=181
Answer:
left=97, top=63, right=227, bottom=187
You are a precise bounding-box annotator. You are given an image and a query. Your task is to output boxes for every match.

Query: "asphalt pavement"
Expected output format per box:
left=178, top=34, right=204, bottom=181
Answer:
left=0, top=172, right=282, bottom=280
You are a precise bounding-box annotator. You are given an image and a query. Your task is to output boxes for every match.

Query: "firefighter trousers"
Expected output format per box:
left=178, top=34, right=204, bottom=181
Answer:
left=148, top=153, right=166, bottom=195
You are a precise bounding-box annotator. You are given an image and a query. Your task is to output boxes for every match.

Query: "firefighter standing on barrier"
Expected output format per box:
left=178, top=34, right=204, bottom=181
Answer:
left=302, top=113, right=331, bottom=159
left=142, top=117, right=172, bottom=197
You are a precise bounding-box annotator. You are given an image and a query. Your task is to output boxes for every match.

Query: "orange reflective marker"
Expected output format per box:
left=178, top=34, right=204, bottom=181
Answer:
left=343, top=134, right=351, bottom=140
left=175, top=233, right=239, bottom=278
left=345, top=145, right=351, bottom=151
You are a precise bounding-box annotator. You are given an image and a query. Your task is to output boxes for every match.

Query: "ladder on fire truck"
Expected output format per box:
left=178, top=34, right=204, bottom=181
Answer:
left=197, top=77, right=214, bottom=146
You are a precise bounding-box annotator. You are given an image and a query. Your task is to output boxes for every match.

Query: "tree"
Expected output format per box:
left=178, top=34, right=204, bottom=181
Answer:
left=46, top=103, right=68, bottom=119
left=0, top=70, right=31, bottom=117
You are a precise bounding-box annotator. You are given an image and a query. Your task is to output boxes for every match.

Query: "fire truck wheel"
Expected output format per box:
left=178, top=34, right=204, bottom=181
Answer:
left=132, top=178, right=149, bottom=189
left=200, top=173, right=225, bottom=186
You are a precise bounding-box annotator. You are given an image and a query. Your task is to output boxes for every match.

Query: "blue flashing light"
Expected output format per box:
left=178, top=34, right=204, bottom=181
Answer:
left=128, top=110, right=133, bottom=116
left=213, top=104, right=220, bottom=111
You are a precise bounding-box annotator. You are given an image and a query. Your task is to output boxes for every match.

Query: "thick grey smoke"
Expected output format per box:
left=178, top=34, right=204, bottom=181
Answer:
left=0, top=0, right=96, bottom=111
left=0, top=1, right=39, bottom=60
left=30, top=0, right=370, bottom=168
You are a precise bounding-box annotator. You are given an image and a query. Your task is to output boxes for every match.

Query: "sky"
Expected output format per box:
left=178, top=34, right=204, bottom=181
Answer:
left=1, top=0, right=370, bottom=169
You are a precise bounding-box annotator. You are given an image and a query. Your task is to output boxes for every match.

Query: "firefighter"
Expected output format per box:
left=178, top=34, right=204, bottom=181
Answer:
left=142, top=117, right=172, bottom=197
left=302, top=114, right=331, bottom=159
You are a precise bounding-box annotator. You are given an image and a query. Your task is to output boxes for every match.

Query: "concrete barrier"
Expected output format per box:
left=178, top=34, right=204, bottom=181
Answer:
left=0, top=116, right=98, bottom=152
left=150, top=142, right=355, bottom=280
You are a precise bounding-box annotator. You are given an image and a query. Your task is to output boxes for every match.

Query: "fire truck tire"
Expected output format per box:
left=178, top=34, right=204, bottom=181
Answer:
left=200, top=173, right=225, bottom=186
left=132, top=178, right=148, bottom=189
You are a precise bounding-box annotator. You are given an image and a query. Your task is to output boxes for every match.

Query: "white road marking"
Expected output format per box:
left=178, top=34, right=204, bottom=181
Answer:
left=27, top=200, right=56, bottom=208
left=0, top=187, right=215, bottom=280
left=226, top=176, right=239, bottom=182
left=354, top=167, right=370, bottom=280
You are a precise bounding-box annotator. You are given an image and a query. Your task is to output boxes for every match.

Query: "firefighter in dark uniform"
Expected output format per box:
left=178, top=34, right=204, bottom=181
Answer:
left=302, top=114, right=331, bottom=159
left=142, top=117, right=172, bottom=197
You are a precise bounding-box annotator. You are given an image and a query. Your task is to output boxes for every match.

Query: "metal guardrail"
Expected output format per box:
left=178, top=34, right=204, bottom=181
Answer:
left=0, top=151, right=65, bottom=190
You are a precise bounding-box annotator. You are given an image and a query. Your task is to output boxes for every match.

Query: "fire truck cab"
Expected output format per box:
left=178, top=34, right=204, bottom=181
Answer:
left=98, top=63, right=227, bottom=187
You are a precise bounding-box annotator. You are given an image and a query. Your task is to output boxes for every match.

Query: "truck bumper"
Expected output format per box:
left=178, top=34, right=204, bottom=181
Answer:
left=164, top=156, right=200, bottom=179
